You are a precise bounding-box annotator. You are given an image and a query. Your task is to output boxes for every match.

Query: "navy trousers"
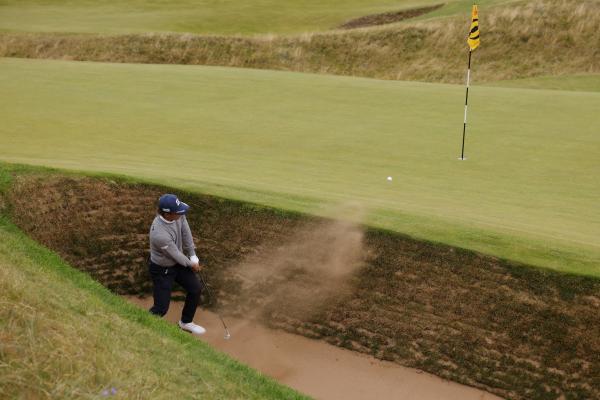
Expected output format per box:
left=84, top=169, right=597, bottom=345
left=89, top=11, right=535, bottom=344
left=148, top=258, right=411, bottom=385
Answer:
left=148, top=261, right=202, bottom=323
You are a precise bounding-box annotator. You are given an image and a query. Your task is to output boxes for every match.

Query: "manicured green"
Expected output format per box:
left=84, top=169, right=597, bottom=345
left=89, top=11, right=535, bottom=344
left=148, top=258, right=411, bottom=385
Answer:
left=0, top=58, right=598, bottom=276
left=484, top=74, right=600, bottom=92
left=0, top=0, right=513, bottom=35
left=0, top=209, right=308, bottom=398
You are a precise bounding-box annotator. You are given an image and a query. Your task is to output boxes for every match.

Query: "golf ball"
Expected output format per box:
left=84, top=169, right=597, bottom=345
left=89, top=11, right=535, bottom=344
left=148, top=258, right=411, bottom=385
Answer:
left=387, top=176, right=393, bottom=181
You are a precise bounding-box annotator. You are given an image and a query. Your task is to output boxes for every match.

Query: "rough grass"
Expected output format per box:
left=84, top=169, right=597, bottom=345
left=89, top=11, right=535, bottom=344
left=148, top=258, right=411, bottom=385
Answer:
left=0, top=217, right=308, bottom=398
left=1, top=0, right=598, bottom=83
left=3, top=167, right=600, bottom=400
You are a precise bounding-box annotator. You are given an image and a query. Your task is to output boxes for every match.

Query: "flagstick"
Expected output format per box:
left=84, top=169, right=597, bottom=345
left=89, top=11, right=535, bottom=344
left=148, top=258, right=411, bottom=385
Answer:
left=459, top=49, right=472, bottom=160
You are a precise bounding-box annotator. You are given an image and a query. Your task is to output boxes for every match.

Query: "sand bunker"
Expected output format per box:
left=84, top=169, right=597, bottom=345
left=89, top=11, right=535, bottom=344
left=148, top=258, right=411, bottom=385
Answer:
left=7, top=174, right=600, bottom=400
left=338, top=4, right=444, bottom=30
left=127, top=297, right=501, bottom=400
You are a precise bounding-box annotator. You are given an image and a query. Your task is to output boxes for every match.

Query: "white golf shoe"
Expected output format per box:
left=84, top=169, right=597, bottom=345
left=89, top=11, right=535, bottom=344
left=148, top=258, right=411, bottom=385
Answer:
left=178, top=320, right=206, bottom=335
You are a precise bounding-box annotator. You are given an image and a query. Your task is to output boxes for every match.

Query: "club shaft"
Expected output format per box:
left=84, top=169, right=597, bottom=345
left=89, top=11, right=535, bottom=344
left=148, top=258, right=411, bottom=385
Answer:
left=197, top=270, right=229, bottom=333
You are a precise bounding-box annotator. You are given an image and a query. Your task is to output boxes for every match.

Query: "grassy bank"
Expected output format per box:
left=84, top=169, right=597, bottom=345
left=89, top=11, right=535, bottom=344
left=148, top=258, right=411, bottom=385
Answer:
left=1, top=58, right=599, bottom=277
left=1, top=0, right=597, bottom=83
left=2, top=165, right=599, bottom=400
left=0, top=214, right=307, bottom=398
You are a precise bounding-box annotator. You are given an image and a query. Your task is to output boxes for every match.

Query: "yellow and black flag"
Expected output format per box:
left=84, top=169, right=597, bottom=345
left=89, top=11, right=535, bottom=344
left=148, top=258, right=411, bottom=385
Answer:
left=460, top=5, right=480, bottom=160
left=467, top=5, right=480, bottom=50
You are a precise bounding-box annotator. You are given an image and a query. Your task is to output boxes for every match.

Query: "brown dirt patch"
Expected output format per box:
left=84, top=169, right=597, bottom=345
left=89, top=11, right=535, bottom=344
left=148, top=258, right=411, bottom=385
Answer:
left=338, top=4, right=445, bottom=30
left=5, top=172, right=600, bottom=400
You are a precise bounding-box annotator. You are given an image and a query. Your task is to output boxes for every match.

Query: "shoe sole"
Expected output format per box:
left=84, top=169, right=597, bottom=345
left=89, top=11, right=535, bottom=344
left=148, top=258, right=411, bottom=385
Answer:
left=179, top=324, right=206, bottom=335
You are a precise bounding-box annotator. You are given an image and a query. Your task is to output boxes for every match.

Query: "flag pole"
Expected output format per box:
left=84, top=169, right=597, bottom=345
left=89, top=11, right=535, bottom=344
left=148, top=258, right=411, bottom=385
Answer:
left=460, top=49, right=472, bottom=160
left=460, top=3, right=479, bottom=160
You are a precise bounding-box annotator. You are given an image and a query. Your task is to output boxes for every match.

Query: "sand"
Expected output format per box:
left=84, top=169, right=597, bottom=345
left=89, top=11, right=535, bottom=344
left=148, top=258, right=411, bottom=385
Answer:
left=127, top=296, right=502, bottom=400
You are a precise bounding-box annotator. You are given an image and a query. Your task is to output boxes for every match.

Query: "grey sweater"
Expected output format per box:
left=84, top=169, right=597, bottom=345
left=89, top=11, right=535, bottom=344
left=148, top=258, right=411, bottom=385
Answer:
left=149, top=215, right=197, bottom=267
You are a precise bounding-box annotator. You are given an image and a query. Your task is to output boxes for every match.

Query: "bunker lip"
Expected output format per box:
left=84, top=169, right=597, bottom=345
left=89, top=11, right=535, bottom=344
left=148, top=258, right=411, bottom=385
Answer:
left=4, top=171, right=600, bottom=400
left=126, top=296, right=502, bottom=400
left=337, top=4, right=445, bottom=30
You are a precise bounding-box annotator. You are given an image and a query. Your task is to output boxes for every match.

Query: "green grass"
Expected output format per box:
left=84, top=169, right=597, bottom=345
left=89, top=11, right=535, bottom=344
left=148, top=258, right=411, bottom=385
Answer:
left=0, top=57, right=599, bottom=277
left=0, top=0, right=513, bottom=35
left=0, top=213, right=308, bottom=399
left=484, top=74, right=600, bottom=92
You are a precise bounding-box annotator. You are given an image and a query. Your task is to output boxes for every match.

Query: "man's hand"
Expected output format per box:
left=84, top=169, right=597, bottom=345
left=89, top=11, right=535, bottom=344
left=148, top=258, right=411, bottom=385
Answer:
left=191, top=263, right=203, bottom=273
left=190, top=255, right=202, bottom=272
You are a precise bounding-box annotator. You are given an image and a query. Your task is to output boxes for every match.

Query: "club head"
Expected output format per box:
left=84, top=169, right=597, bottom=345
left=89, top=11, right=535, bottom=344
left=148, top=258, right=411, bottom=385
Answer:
left=224, top=330, right=231, bottom=340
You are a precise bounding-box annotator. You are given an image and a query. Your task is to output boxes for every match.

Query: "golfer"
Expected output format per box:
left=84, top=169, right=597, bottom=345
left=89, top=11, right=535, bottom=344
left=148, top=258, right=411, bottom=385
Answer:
left=148, top=193, right=205, bottom=335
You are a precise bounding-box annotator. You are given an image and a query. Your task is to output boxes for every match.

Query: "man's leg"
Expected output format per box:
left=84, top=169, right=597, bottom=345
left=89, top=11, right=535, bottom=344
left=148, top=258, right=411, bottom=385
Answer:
left=148, top=262, right=175, bottom=316
left=174, top=265, right=202, bottom=323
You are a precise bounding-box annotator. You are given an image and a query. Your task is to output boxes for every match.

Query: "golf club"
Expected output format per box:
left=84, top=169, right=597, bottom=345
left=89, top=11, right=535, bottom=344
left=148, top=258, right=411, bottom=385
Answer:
left=196, top=269, right=231, bottom=340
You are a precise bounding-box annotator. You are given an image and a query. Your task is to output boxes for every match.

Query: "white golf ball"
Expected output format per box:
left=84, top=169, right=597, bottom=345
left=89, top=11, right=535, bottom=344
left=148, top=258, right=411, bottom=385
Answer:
left=387, top=176, right=393, bottom=181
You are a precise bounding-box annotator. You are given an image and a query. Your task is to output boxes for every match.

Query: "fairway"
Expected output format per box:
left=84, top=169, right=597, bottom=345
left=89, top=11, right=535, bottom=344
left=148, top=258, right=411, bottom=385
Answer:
left=1, top=57, right=599, bottom=276
left=0, top=0, right=512, bottom=35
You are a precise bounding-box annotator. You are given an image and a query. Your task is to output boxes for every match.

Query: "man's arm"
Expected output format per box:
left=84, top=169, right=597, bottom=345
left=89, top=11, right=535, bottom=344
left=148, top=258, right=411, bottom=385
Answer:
left=181, top=216, right=202, bottom=271
left=181, top=216, right=196, bottom=258
left=154, top=233, right=194, bottom=267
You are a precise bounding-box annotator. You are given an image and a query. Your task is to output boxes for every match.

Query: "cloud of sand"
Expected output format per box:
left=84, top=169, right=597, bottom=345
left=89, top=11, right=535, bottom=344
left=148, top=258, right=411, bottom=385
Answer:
left=226, top=208, right=366, bottom=322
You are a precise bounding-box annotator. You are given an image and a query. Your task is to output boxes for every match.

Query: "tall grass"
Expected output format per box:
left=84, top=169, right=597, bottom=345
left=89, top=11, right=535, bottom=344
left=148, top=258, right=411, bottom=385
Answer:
left=1, top=0, right=598, bottom=83
left=0, top=216, right=308, bottom=399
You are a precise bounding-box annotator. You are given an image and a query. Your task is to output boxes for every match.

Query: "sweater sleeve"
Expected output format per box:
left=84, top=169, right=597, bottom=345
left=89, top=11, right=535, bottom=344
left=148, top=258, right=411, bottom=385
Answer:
left=153, top=231, right=193, bottom=267
left=181, top=216, right=196, bottom=257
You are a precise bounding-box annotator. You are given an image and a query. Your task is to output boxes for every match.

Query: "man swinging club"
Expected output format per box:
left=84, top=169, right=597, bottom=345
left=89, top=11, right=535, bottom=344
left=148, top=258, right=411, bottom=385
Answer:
left=148, top=193, right=206, bottom=335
